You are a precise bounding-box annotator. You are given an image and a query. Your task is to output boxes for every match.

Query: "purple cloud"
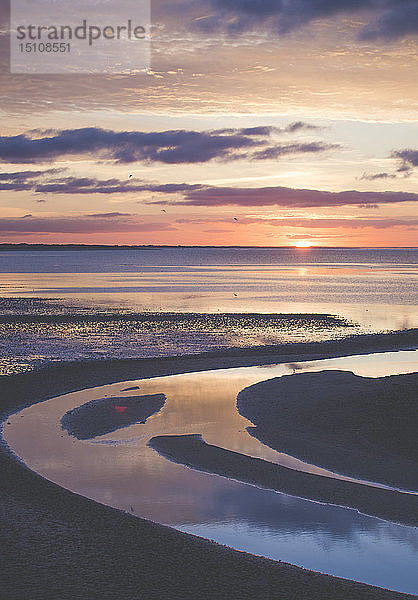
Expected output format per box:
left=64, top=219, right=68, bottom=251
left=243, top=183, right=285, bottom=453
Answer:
left=0, top=127, right=335, bottom=165
left=0, top=214, right=176, bottom=234
left=0, top=172, right=203, bottom=195
left=181, top=0, right=418, bottom=41
left=359, top=172, right=398, bottom=181
left=214, top=122, right=323, bottom=136
left=252, top=142, right=336, bottom=160
left=359, top=1, right=418, bottom=41
left=392, top=149, right=418, bottom=173
left=159, top=185, right=418, bottom=208
left=258, top=217, right=418, bottom=229
left=0, top=168, right=65, bottom=190
left=2, top=170, right=417, bottom=211
left=284, top=122, right=323, bottom=133
left=0, top=168, right=62, bottom=181
left=176, top=216, right=418, bottom=230
left=359, top=147, right=418, bottom=180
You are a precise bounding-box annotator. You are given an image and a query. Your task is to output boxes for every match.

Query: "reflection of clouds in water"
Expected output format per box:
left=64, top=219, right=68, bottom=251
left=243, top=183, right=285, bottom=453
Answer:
left=178, top=481, right=418, bottom=553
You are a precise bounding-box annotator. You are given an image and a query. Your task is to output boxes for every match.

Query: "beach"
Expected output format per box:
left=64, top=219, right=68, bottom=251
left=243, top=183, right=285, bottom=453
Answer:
left=1, top=0, right=418, bottom=590
left=237, top=369, right=418, bottom=491
left=1, top=330, right=417, bottom=600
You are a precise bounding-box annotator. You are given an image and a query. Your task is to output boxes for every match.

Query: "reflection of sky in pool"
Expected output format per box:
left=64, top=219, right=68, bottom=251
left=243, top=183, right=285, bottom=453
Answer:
left=3, top=350, right=418, bottom=595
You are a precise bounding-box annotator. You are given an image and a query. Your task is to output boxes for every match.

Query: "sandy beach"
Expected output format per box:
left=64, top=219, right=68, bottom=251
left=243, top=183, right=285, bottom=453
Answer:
left=148, top=425, right=418, bottom=528
left=237, top=369, right=418, bottom=492
left=61, top=393, right=166, bottom=439
left=1, top=329, right=417, bottom=600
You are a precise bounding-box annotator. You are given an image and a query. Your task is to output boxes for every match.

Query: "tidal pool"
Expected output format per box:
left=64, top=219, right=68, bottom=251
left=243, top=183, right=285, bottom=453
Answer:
left=3, top=349, right=418, bottom=595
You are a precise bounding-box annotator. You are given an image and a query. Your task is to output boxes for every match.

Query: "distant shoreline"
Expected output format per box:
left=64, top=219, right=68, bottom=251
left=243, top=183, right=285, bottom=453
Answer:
left=0, top=243, right=416, bottom=251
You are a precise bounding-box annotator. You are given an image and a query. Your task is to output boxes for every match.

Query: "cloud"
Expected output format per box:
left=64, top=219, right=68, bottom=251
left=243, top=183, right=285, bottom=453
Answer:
left=258, top=217, right=418, bottom=229
left=359, top=1, right=418, bottom=41
left=87, top=212, right=133, bottom=218
left=182, top=0, right=418, bottom=41
left=2, top=214, right=415, bottom=237
left=2, top=170, right=417, bottom=210
left=252, top=142, right=336, bottom=160
left=0, top=168, right=65, bottom=190
left=176, top=216, right=418, bottom=230
left=0, top=126, right=335, bottom=165
left=0, top=171, right=202, bottom=195
left=359, top=147, right=418, bottom=180
left=214, top=122, right=323, bottom=136
left=33, top=177, right=202, bottom=196
left=0, top=214, right=176, bottom=234
left=155, top=184, right=418, bottom=208
left=284, top=121, right=323, bottom=133
left=392, top=149, right=418, bottom=173
left=0, top=168, right=62, bottom=181
left=34, top=177, right=136, bottom=194
left=3, top=213, right=414, bottom=237
left=359, top=171, right=398, bottom=181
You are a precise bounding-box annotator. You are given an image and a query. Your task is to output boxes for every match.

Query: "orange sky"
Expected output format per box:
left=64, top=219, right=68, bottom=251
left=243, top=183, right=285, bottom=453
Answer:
left=0, top=2, right=417, bottom=246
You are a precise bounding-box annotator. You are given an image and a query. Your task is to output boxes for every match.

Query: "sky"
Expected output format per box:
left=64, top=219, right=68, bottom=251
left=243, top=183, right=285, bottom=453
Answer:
left=0, top=0, right=417, bottom=247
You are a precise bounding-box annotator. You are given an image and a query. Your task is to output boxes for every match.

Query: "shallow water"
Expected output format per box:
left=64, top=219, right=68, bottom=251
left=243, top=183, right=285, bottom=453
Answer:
left=0, top=247, right=417, bottom=374
left=3, top=349, right=418, bottom=594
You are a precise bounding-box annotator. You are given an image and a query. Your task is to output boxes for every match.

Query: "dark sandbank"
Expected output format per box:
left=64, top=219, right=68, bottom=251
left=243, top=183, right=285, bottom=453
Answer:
left=61, top=394, right=165, bottom=439
left=1, top=330, right=417, bottom=600
left=237, top=370, right=418, bottom=491
left=0, top=310, right=352, bottom=329
left=148, top=434, right=418, bottom=527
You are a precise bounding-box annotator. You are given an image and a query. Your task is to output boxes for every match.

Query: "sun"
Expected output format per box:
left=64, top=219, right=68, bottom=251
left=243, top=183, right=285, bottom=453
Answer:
left=293, top=240, right=312, bottom=248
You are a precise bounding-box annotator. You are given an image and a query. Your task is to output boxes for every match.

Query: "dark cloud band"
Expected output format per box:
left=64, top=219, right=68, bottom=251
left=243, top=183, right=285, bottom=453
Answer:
left=181, top=0, right=418, bottom=41
left=2, top=170, right=417, bottom=209
left=0, top=214, right=175, bottom=234
left=0, top=125, right=334, bottom=165
left=160, top=185, right=418, bottom=208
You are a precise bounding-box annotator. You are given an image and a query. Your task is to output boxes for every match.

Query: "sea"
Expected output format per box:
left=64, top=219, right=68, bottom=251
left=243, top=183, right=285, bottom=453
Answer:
left=0, top=246, right=417, bottom=374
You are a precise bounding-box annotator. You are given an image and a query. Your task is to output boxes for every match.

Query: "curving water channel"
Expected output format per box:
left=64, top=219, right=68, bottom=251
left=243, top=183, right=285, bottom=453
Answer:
left=3, top=349, right=418, bottom=595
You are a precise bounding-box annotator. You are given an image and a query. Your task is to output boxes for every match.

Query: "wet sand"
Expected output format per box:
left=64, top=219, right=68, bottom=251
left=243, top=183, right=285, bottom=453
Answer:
left=61, top=393, right=166, bottom=439
left=148, top=430, right=418, bottom=527
left=1, top=329, right=417, bottom=600
left=237, top=370, right=418, bottom=492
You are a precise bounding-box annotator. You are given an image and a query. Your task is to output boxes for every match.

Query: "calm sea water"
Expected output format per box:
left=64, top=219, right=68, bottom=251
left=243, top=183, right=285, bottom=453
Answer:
left=1, top=246, right=417, bottom=271
left=0, top=247, right=417, bottom=373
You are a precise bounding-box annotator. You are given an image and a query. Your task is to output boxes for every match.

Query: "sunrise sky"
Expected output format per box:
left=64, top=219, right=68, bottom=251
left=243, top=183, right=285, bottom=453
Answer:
left=1, top=0, right=417, bottom=247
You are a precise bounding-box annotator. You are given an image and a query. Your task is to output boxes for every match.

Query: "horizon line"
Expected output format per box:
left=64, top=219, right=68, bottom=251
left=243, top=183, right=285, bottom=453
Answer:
left=0, top=243, right=417, bottom=250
